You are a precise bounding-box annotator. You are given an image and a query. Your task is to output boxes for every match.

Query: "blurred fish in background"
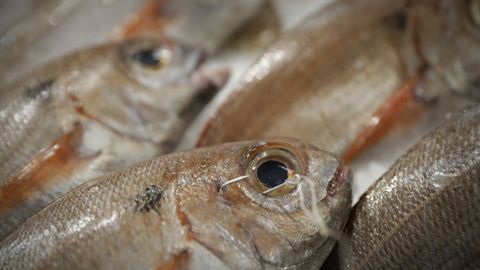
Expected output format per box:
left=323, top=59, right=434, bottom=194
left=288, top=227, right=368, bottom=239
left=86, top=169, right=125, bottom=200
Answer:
left=0, top=0, right=270, bottom=239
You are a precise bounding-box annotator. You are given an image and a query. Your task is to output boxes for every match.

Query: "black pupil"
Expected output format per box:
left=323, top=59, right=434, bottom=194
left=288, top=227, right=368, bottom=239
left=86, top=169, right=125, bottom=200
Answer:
left=256, top=160, right=289, bottom=188
left=133, top=49, right=160, bottom=67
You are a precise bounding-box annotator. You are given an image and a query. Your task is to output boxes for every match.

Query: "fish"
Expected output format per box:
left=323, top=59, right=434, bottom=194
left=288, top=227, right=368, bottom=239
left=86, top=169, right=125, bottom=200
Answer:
left=195, top=0, right=480, bottom=164
left=0, top=37, right=228, bottom=240
left=321, top=104, right=480, bottom=269
left=2, top=0, right=265, bottom=85
left=0, top=138, right=352, bottom=269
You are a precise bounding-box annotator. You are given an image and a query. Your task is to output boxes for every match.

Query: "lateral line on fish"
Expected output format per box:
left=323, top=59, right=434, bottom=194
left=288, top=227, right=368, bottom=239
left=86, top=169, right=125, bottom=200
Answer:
left=340, top=73, right=425, bottom=164
left=0, top=123, right=95, bottom=214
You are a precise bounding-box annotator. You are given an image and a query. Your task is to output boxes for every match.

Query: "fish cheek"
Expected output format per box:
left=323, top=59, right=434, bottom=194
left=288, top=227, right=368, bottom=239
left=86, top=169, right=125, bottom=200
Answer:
left=216, top=186, right=313, bottom=266
left=173, top=185, right=264, bottom=268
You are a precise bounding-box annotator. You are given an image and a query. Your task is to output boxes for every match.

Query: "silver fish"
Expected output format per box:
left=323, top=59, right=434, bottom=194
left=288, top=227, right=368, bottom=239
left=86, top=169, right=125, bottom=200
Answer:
left=0, top=37, right=227, bottom=240
left=0, top=138, right=352, bottom=269
left=322, top=104, right=480, bottom=269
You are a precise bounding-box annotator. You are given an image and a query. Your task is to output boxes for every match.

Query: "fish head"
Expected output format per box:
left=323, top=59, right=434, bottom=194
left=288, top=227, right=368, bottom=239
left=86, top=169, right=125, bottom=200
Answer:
left=413, top=0, right=480, bottom=98
left=174, top=138, right=352, bottom=269
left=74, top=37, right=228, bottom=147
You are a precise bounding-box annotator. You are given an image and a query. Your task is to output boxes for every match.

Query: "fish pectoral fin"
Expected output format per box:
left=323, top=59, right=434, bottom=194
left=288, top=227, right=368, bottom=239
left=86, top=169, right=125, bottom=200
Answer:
left=0, top=122, right=98, bottom=213
left=341, top=74, right=425, bottom=164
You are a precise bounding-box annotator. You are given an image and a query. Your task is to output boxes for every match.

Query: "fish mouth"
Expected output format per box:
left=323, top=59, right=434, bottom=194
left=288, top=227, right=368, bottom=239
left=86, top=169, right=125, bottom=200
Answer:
left=327, top=166, right=352, bottom=197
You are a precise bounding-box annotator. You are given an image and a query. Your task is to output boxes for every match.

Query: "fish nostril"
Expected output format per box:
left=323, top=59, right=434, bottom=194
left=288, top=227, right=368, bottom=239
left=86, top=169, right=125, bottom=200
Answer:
left=256, top=160, right=289, bottom=188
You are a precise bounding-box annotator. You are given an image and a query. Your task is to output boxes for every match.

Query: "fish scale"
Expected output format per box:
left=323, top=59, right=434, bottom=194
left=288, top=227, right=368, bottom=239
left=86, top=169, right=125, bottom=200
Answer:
left=322, top=104, right=480, bottom=269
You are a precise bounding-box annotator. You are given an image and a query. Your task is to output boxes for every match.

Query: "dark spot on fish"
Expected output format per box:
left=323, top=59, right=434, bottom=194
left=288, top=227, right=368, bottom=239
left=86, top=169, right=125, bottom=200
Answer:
left=134, top=185, right=163, bottom=214
left=256, top=160, right=288, bottom=188
left=24, top=79, right=55, bottom=99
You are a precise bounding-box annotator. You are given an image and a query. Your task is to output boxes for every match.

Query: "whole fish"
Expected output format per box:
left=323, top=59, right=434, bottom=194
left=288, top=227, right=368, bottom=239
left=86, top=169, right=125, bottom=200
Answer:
left=322, top=104, right=480, bottom=269
left=0, top=37, right=228, bottom=240
left=0, top=138, right=352, bottom=269
left=195, top=0, right=480, bottom=163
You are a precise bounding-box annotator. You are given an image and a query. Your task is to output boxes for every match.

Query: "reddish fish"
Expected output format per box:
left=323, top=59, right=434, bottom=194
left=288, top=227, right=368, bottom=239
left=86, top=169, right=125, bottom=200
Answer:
left=196, top=0, right=480, bottom=163
left=0, top=37, right=226, bottom=240
left=0, top=138, right=351, bottom=269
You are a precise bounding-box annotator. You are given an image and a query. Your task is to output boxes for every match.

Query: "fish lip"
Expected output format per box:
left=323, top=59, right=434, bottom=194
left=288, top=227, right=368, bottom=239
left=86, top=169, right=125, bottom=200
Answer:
left=327, top=166, right=351, bottom=197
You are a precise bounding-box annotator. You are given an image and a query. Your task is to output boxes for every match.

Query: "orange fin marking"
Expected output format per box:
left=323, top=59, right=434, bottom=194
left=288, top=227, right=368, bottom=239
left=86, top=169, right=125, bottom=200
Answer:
left=155, top=250, right=191, bottom=270
left=0, top=123, right=94, bottom=213
left=118, top=0, right=171, bottom=38
left=341, top=75, right=425, bottom=164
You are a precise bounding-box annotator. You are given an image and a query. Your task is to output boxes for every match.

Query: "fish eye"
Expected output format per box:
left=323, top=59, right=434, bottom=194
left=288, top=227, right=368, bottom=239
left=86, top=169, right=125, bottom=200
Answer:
left=469, top=0, right=480, bottom=26
left=256, top=160, right=289, bottom=188
left=244, top=143, right=306, bottom=196
left=132, top=46, right=172, bottom=70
